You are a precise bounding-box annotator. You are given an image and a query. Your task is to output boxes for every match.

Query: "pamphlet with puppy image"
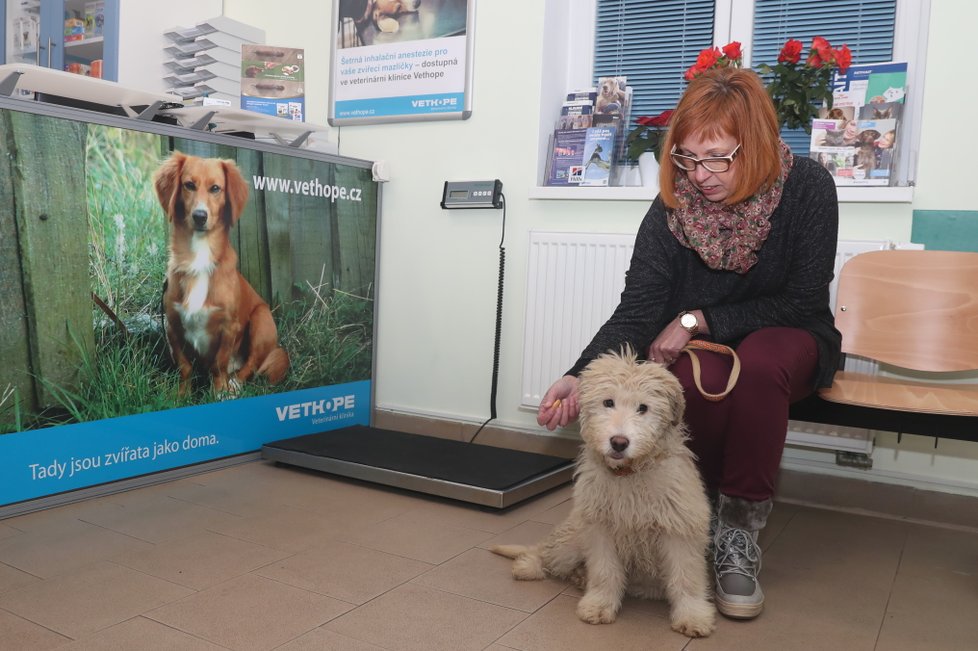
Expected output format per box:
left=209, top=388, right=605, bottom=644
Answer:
left=809, top=61, right=907, bottom=186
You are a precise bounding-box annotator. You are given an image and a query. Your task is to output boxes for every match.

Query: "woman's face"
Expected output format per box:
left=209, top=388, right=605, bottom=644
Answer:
left=844, top=121, right=858, bottom=138
left=675, top=132, right=739, bottom=203
left=879, top=132, right=895, bottom=149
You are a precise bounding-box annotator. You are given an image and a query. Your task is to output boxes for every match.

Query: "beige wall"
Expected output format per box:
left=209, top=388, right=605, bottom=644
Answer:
left=222, top=0, right=978, bottom=494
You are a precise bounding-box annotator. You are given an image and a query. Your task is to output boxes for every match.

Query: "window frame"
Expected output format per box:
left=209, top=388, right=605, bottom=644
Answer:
left=531, top=0, right=930, bottom=203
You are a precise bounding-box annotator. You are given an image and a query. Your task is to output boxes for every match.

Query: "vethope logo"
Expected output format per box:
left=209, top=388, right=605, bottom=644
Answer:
left=275, top=396, right=356, bottom=421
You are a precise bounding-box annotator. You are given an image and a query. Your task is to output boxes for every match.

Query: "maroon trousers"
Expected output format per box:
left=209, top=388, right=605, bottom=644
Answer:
left=670, top=327, right=819, bottom=502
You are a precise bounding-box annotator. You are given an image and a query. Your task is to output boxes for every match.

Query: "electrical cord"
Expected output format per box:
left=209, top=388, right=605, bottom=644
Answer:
left=469, top=193, right=506, bottom=443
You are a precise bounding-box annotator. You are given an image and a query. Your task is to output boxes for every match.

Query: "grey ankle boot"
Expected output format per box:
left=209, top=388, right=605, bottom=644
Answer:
left=713, top=494, right=772, bottom=619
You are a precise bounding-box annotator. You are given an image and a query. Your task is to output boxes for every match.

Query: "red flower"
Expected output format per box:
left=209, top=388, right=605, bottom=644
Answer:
left=778, top=39, right=803, bottom=64
left=628, top=110, right=675, bottom=161
left=695, top=47, right=721, bottom=70
left=833, top=45, right=852, bottom=74
left=638, top=109, right=674, bottom=128
left=722, top=41, right=742, bottom=61
left=808, top=36, right=834, bottom=68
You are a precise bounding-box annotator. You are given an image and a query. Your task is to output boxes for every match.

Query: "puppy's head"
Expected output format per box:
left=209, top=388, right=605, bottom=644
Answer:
left=153, top=152, right=249, bottom=232
left=577, top=348, right=686, bottom=472
left=599, top=79, right=617, bottom=99
left=857, top=129, right=880, bottom=145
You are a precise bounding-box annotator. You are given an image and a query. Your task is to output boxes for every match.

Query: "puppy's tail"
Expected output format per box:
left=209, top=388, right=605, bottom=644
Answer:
left=489, top=544, right=531, bottom=559
left=258, top=347, right=290, bottom=385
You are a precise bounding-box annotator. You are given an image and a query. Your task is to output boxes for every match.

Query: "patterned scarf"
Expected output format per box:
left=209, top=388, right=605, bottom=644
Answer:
left=666, top=141, right=793, bottom=274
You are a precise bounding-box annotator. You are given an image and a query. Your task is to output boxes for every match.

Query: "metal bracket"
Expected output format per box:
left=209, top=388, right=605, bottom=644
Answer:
left=136, top=100, right=166, bottom=121
left=0, top=70, right=25, bottom=96
left=835, top=451, right=873, bottom=469
left=189, top=110, right=217, bottom=131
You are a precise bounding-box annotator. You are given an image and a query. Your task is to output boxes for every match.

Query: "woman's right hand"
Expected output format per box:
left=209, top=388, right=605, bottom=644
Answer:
left=536, top=375, right=580, bottom=431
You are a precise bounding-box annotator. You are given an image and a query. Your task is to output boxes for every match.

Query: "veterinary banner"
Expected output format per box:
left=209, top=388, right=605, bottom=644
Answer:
left=329, top=0, right=474, bottom=124
left=0, top=103, right=379, bottom=510
left=0, top=382, right=370, bottom=506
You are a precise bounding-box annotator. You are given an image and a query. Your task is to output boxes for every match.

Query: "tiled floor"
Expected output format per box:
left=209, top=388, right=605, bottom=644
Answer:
left=1, top=460, right=977, bottom=650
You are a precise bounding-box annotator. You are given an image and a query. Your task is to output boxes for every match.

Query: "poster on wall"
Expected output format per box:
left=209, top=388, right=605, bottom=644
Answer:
left=328, top=0, right=475, bottom=125
left=0, top=101, right=379, bottom=509
left=241, top=44, right=306, bottom=122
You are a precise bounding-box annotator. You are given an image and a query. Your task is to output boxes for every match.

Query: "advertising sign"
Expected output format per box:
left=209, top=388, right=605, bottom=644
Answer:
left=329, top=0, right=474, bottom=125
left=0, top=101, right=379, bottom=510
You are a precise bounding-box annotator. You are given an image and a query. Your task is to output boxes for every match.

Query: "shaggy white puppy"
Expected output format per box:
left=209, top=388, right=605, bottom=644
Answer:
left=492, top=349, right=715, bottom=638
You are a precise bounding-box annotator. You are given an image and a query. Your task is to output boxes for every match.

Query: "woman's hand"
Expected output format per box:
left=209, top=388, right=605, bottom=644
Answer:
left=537, top=375, right=580, bottom=431
left=647, top=310, right=707, bottom=366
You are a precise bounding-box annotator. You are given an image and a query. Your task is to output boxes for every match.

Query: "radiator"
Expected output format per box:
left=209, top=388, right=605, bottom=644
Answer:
left=520, top=231, right=915, bottom=452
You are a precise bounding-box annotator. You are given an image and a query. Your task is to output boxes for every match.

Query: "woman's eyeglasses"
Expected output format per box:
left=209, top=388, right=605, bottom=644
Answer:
left=670, top=144, right=741, bottom=173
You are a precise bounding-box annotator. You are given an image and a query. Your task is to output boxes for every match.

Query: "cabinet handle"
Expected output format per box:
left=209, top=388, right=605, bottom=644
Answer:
left=47, top=37, right=56, bottom=68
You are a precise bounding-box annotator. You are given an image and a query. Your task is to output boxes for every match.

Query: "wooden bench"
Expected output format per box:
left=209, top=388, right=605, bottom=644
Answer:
left=789, top=249, right=978, bottom=444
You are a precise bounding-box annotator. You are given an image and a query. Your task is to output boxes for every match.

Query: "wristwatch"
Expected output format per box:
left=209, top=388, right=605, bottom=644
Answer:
left=679, top=311, right=699, bottom=336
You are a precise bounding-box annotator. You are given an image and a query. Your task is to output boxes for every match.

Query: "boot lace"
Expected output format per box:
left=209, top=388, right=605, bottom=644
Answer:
left=714, top=527, right=761, bottom=581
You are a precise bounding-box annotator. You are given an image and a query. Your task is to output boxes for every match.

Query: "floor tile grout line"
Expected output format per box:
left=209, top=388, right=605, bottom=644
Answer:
left=0, top=604, right=75, bottom=642
left=873, top=527, right=909, bottom=651
left=775, top=498, right=978, bottom=535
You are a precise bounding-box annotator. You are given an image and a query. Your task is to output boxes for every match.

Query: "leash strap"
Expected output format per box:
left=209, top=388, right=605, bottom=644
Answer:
left=682, top=340, right=741, bottom=402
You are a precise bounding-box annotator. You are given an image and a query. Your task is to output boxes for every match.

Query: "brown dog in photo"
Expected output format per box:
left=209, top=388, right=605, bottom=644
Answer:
left=153, top=152, right=289, bottom=395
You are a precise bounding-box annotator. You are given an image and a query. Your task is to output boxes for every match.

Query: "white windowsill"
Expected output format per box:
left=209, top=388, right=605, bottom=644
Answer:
left=528, top=185, right=914, bottom=203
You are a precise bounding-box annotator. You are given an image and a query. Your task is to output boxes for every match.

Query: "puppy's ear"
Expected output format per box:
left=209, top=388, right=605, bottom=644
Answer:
left=221, top=160, right=249, bottom=225
left=666, top=378, right=686, bottom=427
left=651, top=367, right=686, bottom=427
left=153, top=152, right=186, bottom=222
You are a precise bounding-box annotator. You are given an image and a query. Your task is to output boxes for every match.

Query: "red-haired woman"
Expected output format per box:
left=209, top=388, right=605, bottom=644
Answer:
left=537, top=66, right=841, bottom=620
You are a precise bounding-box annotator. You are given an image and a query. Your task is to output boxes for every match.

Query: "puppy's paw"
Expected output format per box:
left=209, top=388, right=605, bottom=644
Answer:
left=511, top=555, right=545, bottom=581
left=670, top=599, right=716, bottom=638
left=576, top=594, right=618, bottom=624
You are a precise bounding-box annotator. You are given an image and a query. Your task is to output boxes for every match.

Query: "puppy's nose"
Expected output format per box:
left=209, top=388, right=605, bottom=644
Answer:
left=192, top=209, right=208, bottom=228
left=610, top=436, right=629, bottom=452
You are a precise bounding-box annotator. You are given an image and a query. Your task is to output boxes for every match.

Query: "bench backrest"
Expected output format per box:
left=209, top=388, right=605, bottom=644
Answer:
left=835, top=249, right=978, bottom=373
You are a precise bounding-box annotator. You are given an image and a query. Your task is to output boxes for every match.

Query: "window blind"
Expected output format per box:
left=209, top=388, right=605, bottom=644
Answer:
left=593, top=0, right=715, bottom=143
left=593, top=0, right=897, bottom=157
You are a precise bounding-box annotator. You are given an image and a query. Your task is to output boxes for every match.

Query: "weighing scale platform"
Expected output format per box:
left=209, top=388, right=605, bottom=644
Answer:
left=262, top=425, right=575, bottom=509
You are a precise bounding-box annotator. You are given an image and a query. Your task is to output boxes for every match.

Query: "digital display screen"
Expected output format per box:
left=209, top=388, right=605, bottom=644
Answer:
left=449, top=190, right=468, bottom=199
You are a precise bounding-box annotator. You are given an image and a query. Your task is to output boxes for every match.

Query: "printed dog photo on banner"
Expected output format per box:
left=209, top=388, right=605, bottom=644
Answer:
left=0, top=105, right=378, bottom=507
left=336, top=0, right=468, bottom=49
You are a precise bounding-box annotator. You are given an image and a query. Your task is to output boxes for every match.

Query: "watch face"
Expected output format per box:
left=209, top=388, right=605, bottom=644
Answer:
left=681, top=313, right=697, bottom=328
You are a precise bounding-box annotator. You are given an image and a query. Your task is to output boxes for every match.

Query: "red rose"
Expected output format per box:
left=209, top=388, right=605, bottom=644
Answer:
left=834, top=45, right=852, bottom=74
left=722, top=41, right=742, bottom=62
left=807, top=49, right=824, bottom=68
left=695, top=47, right=721, bottom=69
left=778, top=39, right=803, bottom=64
left=812, top=36, right=833, bottom=64
left=648, top=109, right=674, bottom=127
left=684, top=65, right=699, bottom=81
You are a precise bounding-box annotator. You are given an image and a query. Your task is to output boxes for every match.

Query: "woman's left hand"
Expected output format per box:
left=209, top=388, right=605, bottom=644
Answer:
left=648, top=310, right=707, bottom=366
left=647, top=319, right=691, bottom=366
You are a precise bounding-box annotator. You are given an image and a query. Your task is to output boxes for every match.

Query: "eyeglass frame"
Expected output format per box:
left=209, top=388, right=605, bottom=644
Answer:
left=669, top=143, right=742, bottom=173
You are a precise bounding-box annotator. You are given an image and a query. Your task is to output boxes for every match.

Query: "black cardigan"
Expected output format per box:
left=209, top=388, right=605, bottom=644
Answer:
left=567, top=155, right=842, bottom=389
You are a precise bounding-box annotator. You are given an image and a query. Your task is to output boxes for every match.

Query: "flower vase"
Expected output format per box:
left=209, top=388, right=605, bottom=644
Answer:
left=638, top=152, right=660, bottom=189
